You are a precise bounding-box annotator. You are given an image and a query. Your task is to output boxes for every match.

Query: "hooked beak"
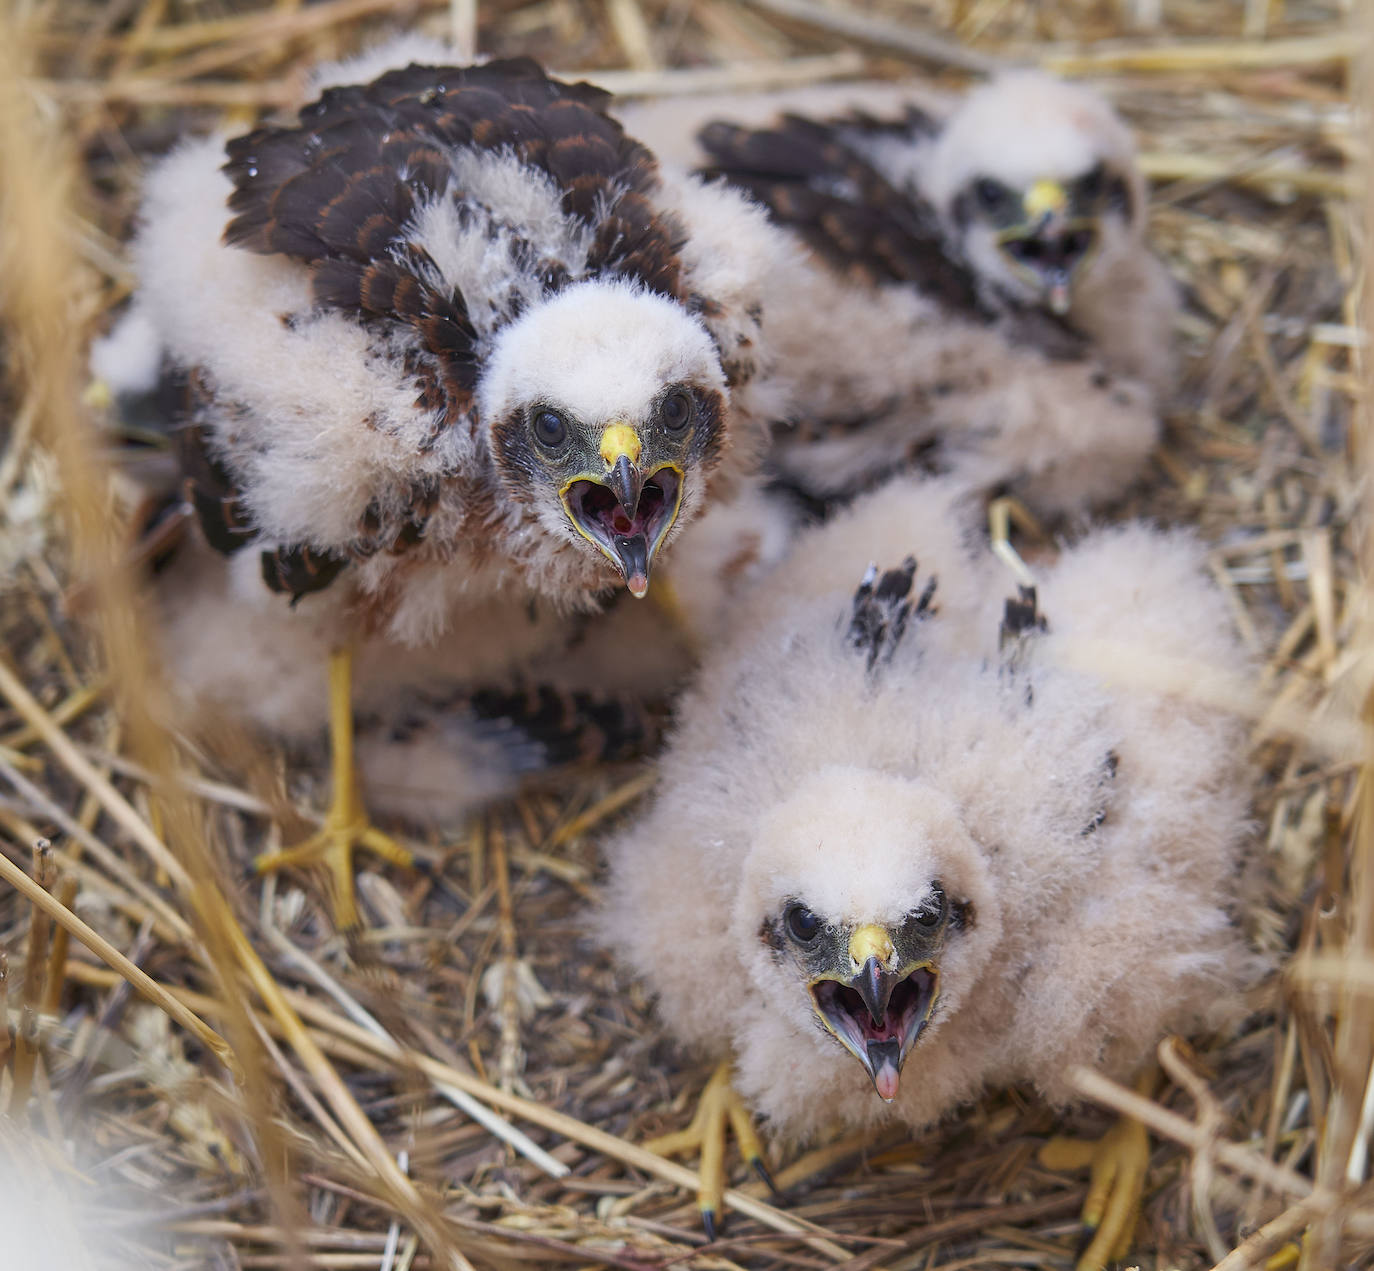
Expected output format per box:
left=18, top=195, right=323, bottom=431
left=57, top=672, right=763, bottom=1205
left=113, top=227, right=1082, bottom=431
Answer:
left=997, top=179, right=1097, bottom=316
left=607, top=453, right=643, bottom=520
left=809, top=924, right=939, bottom=1103
left=561, top=423, right=684, bottom=599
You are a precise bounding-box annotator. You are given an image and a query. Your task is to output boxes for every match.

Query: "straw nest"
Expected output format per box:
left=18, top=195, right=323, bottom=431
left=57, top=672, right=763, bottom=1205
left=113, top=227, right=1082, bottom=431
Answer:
left=0, top=1, right=1370, bottom=1268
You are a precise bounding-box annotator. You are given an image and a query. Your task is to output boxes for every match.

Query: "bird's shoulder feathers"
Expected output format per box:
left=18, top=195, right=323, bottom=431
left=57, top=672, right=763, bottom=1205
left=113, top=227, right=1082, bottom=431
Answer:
left=221, top=59, right=686, bottom=424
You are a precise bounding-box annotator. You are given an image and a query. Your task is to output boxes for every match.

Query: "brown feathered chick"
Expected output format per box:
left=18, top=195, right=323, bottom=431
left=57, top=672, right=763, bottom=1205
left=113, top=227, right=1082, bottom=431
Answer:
left=92, top=47, right=798, bottom=920
left=101, top=53, right=796, bottom=646
left=688, top=72, right=1178, bottom=513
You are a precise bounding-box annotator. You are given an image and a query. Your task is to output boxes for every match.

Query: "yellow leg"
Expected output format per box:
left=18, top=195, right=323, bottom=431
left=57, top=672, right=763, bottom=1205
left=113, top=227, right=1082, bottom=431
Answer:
left=1264, top=1242, right=1301, bottom=1270
left=988, top=495, right=1046, bottom=591
left=253, top=646, right=414, bottom=931
left=1039, top=1073, right=1153, bottom=1271
left=646, top=1062, right=776, bottom=1238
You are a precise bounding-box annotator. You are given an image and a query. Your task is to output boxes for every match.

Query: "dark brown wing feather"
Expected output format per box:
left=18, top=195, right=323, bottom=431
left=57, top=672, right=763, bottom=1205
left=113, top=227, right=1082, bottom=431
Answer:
left=176, top=374, right=389, bottom=603
left=699, top=109, right=1088, bottom=363
left=832, top=103, right=941, bottom=148
left=171, top=372, right=259, bottom=560
left=465, top=683, right=664, bottom=767
left=181, top=59, right=689, bottom=601
left=260, top=543, right=349, bottom=602
left=698, top=112, right=985, bottom=318
left=181, top=411, right=347, bottom=603
left=222, top=59, right=683, bottom=427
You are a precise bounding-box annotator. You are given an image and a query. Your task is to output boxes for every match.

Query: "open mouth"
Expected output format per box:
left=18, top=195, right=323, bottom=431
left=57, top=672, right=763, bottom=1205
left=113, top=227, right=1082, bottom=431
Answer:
left=1002, top=226, right=1098, bottom=313
left=1004, top=226, right=1096, bottom=271
left=563, top=466, right=682, bottom=598
left=812, top=966, right=937, bottom=1102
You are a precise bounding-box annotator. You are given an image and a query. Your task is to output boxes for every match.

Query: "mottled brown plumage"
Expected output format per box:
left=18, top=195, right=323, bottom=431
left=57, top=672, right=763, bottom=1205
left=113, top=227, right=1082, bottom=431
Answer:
left=222, top=57, right=685, bottom=438
left=133, top=55, right=761, bottom=613
left=698, top=112, right=1087, bottom=369
left=699, top=113, right=948, bottom=289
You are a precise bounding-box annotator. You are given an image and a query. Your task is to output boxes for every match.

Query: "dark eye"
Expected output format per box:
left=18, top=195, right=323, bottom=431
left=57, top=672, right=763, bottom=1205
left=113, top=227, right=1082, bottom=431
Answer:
left=531, top=409, right=568, bottom=449
left=973, top=177, right=1008, bottom=214
left=1079, top=163, right=1106, bottom=201
left=784, top=903, right=822, bottom=945
left=660, top=388, right=693, bottom=432
left=909, top=884, right=946, bottom=929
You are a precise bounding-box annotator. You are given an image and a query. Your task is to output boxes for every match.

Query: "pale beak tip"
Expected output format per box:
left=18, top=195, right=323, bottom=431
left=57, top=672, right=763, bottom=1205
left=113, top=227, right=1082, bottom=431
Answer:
left=873, top=1069, right=900, bottom=1102
left=627, top=574, right=650, bottom=599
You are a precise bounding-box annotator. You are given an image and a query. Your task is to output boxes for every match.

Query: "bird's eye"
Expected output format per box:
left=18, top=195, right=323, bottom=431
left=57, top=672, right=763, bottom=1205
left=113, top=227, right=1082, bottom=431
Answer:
left=1079, top=163, right=1106, bottom=201
left=784, top=903, right=822, bottom=945
left=909, top=884, right=946, bottom=929
left=531, top=409, right=569, bottom=449
left=660, top=388, right=694, bottom=433
left=973, top=177, right=1008, bottom=214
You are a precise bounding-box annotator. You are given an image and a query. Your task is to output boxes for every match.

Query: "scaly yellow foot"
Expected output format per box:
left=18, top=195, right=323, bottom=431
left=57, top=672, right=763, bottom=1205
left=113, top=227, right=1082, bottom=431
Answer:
left=1040, top=1109, right=1150, bottom=1271
left=253, top=646, right=414, bottom=932
left=646, top=1062, right=777, bottom=1238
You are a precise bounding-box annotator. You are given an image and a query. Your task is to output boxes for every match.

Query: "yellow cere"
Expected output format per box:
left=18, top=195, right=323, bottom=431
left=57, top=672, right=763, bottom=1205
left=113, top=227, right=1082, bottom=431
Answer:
left=848, top=923, right=896, bottom=969
left=599, top=422, right=642, bottom=467
left=1023, top=178, right=1068, bottom=222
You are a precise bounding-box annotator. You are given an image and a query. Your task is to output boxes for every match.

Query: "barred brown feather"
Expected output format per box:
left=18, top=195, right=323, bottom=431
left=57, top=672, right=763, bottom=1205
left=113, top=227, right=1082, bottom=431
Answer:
left=699, top=110, right=1090, bottom=375
left=466, top=683, right=664, bottom=766
left=260, top=542, right=348, bottom=601
left=222, top=58, right=685, bottom=430
left=699, top=113, right=982, bottom=316
left=174, top=377, right=257, bottom=557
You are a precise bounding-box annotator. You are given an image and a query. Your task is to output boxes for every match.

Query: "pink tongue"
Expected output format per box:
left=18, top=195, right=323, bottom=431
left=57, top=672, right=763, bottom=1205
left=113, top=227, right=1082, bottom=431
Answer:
left=872, top=1058, right=901, bottom=1102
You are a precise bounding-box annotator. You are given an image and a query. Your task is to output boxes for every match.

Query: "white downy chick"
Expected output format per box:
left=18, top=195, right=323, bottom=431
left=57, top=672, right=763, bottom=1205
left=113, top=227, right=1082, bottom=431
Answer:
left=600, top=475, right=1258, bottom=1143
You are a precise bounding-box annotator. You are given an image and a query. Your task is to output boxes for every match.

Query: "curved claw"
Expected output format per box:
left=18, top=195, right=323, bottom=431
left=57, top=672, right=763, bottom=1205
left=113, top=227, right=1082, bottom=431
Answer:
left=252, top=646, right=416, bottom=932
left=646, top=1062, right=775, bottom=1239
left=1077, top=1115, right=1148, bottom=1270
left=751, top=1155, right=781, bottom=1198
left=1040, top=1112, right=1150, bottom=1271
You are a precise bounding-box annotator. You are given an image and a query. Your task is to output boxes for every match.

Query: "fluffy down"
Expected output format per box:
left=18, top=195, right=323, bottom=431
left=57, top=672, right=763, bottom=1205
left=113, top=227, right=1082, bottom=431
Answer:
left=93, top=41, right=809, bottom=828
left=102, top=43, right=800, bottom=651
left=0, top=1130, right=164, bottom=1268
left=628, top=71, right=1179, bottom=516
left=151, top=478, right=796, bottom=823
left=598, top=475, right=1260, bottom=1143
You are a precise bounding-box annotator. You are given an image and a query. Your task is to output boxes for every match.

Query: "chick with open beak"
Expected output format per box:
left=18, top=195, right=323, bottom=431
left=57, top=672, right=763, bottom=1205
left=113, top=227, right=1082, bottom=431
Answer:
left=970, top=162, right=1132, bottom=316
left=479, top=278, right=731, bottom=603
left=775, top=887, right=949, bottom=1103
left=558, top=400, right=693, bottom=599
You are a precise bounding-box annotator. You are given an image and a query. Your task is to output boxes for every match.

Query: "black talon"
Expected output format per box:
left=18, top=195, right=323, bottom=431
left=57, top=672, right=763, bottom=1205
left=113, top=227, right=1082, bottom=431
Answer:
left=751, top=1155, right=780, bottom=1197
left=1073, top=1222, right=1101, bottom=1260
left=700, top=1208, right=718, bottom=1242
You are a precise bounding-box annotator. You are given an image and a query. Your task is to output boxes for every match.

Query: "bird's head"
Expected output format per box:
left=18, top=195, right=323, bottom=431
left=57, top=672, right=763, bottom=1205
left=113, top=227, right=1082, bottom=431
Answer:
left=739, top=765, right=995, bottom=1105
left=480, top=279, right=728, bottom=598
left=925, top=72, right=1144, bottom=317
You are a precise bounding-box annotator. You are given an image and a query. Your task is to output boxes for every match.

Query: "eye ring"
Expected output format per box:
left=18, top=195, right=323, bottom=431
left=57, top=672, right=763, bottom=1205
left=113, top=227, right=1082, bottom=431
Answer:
left=531, top=408, right=569, bottom=450
left=973, top=177, right=1008, bottom=215
left=909, top=883, right=946, bottom=930
left=660, top=387, right=694, bottom=433
left=783, top=902, right=822, bottom=945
